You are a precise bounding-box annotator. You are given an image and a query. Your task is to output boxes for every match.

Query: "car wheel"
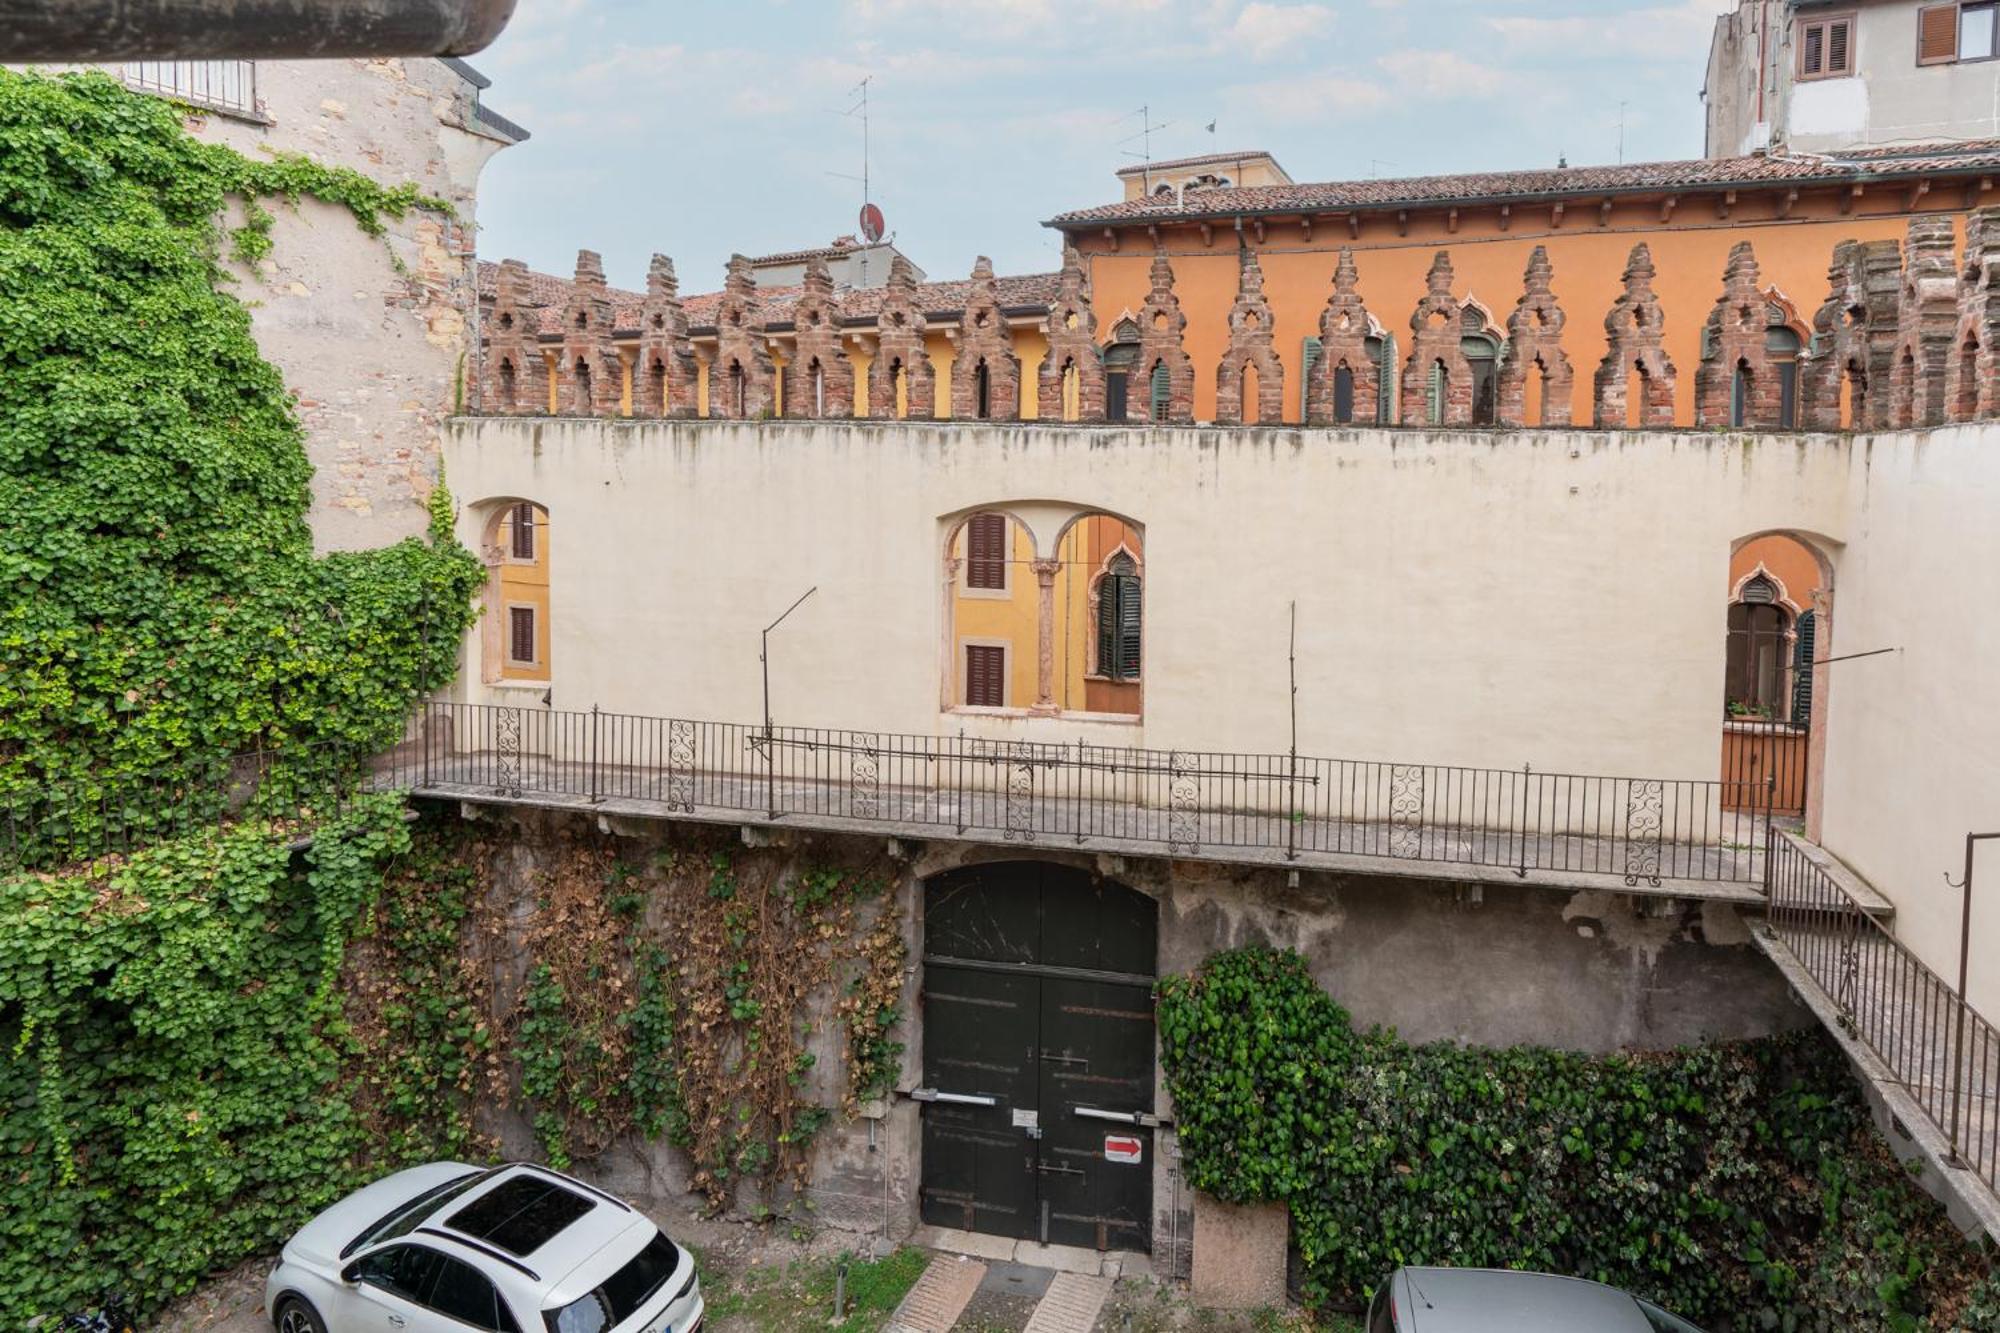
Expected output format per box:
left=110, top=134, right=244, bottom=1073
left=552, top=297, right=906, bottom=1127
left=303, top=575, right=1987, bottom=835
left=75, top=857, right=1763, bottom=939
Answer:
left=272, top=1295, right=327, bottom=1333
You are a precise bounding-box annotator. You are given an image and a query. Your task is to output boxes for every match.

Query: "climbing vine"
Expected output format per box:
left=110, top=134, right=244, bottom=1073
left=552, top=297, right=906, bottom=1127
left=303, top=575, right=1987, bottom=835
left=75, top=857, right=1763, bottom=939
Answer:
left=0, top=68, right=479, bottom=833
left=1158, top=946, right=2000, bottom=1329
left=491, top=825, right=906, bottom=1209
left=0, top=796, right=416, bottom=1326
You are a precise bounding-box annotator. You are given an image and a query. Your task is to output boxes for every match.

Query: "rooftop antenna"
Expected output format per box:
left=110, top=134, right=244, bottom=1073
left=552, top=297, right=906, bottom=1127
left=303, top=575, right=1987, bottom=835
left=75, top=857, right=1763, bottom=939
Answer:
left=827, top=76, right=884, bottom=279
left=1369, top=158, right=1397, bottom=179
left=1118, top=104, right=1174, bottom=196
left=1618, top=100, right=1629, bottom=164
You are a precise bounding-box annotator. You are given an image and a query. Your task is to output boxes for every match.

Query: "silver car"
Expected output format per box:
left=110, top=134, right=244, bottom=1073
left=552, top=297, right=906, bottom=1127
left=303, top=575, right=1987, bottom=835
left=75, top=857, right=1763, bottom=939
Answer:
left=1367, top=1267, right=1709, bottom=1332
left=264, top=1161, right=704, bottom=1333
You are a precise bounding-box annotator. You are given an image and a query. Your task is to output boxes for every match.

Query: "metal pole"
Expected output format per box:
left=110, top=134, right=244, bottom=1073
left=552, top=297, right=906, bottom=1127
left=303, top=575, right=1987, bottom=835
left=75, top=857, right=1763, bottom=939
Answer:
left=1947, top=833, right=2000, bottom=1165
left=589, top=704, right=601, bottom=805
left=1286, top=600, right=1299, bottom=862
left=761, top=587, right=818, bottom=822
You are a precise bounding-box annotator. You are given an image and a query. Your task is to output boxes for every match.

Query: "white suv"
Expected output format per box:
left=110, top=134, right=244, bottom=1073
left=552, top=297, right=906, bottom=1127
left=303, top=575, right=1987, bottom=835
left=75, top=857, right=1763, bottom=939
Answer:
left=264, top=1162, right=704, bottom=1333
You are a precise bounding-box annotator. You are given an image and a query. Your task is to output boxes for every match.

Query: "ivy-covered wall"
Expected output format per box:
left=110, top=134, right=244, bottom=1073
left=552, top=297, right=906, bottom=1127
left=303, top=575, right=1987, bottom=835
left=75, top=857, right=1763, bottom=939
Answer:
left=1159, top=947, right=2000, bottom=1330
left=0, top=68, right=482, bottom=814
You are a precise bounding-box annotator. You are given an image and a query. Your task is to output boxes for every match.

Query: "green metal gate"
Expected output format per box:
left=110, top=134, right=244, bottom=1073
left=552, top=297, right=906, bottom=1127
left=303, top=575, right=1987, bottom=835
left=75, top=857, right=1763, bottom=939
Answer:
left=918, top=862, right=1157, bottom=1252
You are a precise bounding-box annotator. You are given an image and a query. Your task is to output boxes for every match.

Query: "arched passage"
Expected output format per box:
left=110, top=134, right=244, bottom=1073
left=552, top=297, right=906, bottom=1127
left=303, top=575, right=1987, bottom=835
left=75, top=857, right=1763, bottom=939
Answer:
left=919, top=861, right=1156, bottom=1251
left=1722, top=531, right=1835, bottom=839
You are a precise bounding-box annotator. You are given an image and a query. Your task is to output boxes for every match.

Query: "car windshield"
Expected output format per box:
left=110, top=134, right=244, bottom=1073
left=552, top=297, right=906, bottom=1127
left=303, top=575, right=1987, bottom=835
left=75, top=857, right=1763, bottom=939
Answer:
left=344, top=1169, right=497, bottom=1258
left=543, top=1230, right=681, bottom=1333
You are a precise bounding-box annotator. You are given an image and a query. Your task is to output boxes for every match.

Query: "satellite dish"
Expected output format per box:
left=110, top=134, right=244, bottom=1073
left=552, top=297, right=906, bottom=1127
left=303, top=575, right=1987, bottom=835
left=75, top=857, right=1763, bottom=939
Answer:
left=859, top=202, right=885, bottom=244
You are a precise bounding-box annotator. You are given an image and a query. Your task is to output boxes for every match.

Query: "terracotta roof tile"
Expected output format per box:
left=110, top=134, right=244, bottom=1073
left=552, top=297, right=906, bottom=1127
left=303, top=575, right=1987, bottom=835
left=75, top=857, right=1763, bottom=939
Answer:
left=1115, top=149, right=1284, bottom=176
left=1048, top=141, right=2000, bottom=227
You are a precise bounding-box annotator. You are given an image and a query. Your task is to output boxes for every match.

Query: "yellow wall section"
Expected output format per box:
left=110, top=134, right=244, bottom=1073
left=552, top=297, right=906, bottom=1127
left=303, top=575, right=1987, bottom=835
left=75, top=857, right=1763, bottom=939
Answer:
left=1056, top=514, right=1143, bottom=716
left=496, top=502, right=551, bottom=683
left=1077, top=205, right=1972, bottom=426
left=950, top=516, right=1039, bottom=707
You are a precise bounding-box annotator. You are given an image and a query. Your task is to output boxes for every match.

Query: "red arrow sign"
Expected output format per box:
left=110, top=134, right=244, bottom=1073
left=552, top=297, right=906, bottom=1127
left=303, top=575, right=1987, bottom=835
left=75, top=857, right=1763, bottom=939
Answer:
left=1104, top=1135, right=1143, bottom=1164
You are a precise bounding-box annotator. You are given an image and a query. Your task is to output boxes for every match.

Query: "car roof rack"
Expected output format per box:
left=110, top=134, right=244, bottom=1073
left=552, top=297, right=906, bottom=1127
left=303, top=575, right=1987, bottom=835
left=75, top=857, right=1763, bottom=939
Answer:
left=416, top=1227, right=543, bottom=1283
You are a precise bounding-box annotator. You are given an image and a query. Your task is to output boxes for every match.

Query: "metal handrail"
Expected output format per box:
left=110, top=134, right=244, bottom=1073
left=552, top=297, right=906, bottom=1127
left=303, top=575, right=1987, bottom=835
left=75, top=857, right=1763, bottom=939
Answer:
left=1766, top=832, right=2000, bottom=1194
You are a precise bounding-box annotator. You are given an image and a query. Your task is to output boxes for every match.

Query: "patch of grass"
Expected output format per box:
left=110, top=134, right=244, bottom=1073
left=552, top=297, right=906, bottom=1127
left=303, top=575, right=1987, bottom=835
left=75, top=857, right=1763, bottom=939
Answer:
left=701, top=1246, right=929, bottom=1332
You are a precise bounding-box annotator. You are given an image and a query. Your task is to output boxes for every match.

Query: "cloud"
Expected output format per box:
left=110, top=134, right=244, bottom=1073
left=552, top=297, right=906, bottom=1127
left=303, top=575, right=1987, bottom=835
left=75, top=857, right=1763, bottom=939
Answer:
left=1487, top=0, right=1736, bottom=59
left=1219, top=2, right=1335, bottom=59
left=1226, top=71, right=1390, bottom=120
left=1376, top=49, right=1506, bottom=98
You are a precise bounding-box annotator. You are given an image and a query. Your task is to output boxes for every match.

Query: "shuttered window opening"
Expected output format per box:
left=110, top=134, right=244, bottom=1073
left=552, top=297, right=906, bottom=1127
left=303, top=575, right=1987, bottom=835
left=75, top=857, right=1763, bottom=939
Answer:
left=1791, top=610, right=1818, bottom=725
left=510, top=502, right=536, bottom=560
left=1372, top=335, right=1397, bottom=425
left=1921, top=3, right=1961, bottom=62
left=1094, top=554, right=1142, bottom=683
left=1799, top=13, right=1855, bottom=78
left=964, top=644, right=1006, bottom=707
left=966, top=513, right=1008, bottom=590
left=1301, top=337, right=1322, bottom=419
left=1960, top=2, right=2000, bottom=60
left=508, top=606, right=537, bottom=665
left=1150, top=361, right=1171, bottom=419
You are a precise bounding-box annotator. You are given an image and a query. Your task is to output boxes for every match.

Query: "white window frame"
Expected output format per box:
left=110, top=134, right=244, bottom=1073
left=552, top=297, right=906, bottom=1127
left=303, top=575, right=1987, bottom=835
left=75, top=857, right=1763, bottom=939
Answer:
left=122, top=61, right=260, bottom=118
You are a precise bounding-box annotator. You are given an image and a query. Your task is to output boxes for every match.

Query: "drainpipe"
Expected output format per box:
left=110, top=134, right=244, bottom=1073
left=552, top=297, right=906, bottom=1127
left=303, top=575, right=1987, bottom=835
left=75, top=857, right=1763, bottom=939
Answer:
left=1, top=0, right=517, bottom=59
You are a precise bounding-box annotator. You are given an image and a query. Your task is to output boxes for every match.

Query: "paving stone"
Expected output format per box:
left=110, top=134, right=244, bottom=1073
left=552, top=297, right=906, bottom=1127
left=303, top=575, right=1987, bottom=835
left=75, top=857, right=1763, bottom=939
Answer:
left=1021, top=1272, right=1112, bottom=1333
left=883, top=1253, right=987, bottom=1333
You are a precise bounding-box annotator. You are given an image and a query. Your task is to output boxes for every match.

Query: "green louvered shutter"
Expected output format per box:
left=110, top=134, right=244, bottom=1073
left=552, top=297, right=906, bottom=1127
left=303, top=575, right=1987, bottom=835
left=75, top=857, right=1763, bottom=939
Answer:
left=1096, top=561, right=1142, bottom=681
left=1375, top=335, right=1397, bottom=424
left=1791, top=610, right=1816, bottom=726
left=1118, top=573, right=1142, bottom=679
left=1427, top=360, right=1445, bottom=425
left=1301, top=337, right=1321, bottom=418
left=1150, top=362, right=1171, bottom=420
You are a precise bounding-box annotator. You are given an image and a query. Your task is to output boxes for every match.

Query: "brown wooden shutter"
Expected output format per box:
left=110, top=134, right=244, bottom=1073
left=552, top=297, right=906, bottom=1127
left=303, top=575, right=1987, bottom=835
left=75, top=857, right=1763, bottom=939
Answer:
left=1828, top=16, right=1853, bottom=72
left=965, top=644, right=1005, bottom=707
left=509, top=606, right=536, bottom=663
left=1801, top=20, right=1825, bottom=75
left=510, top=502, right=536, bottom=560
left=1920, top=5, right=1959, bottom=63
left=966, top=513, right=1007, bottom=590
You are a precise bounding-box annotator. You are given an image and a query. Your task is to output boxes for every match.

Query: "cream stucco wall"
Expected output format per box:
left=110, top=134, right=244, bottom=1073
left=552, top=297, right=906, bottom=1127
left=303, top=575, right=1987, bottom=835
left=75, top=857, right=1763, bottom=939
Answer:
left=1814, top=424, right=2000, bottom=1014
left=439, top=417, right=1999, bottom=995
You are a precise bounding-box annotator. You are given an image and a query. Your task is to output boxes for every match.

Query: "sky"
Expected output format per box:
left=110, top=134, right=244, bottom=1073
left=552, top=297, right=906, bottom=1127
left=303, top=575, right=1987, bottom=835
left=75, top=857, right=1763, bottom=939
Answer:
left=472, top=0, right=1743, bottom=294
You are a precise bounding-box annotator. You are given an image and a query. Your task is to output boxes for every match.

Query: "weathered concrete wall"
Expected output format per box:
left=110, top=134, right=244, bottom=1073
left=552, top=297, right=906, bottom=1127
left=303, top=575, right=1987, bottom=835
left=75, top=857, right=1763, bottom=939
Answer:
left=446, top=804, right=1808, bottom=1260
left=122, top=60, right=511, bottom=550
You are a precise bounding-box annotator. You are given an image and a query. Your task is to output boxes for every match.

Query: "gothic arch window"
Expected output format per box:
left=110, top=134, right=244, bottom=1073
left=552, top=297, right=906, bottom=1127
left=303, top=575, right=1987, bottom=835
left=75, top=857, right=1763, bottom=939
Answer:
left=1103, top=319, right=1141, bottom=422
left=1725, top=574, right=1791, bottom=719
left=1093, top=551, right=1142, bottom=683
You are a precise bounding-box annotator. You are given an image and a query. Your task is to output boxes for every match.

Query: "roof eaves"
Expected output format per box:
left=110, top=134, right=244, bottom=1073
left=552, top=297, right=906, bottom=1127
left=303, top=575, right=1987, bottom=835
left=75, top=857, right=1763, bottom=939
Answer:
left=1042, top=158, right=2000, bottom=229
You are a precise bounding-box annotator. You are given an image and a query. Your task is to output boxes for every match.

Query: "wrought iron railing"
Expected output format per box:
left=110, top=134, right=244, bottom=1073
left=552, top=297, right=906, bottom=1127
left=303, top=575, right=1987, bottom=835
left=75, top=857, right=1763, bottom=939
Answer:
left=1766, top=833, right=2000, bottom=1193
left=373, top=701, right=1780, bottom=887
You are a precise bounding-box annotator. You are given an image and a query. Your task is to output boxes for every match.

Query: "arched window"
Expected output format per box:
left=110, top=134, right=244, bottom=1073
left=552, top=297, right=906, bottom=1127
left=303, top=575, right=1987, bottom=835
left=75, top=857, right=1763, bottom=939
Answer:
left=1094, top=552, right=1142, bottom=683
left=1731, top=359, right=1753, bottom=428
left=1333, top=364, right=1356, bottom=423
left=975, top=360, right=992, bottom=420
left=498, top=358, right=518, bottom=411
left=483, top=501, right=551, bottom=685
left=1725, top=575, right=1790, bottom=718
left=1767, top=305, right=1803, bottom=429
left=1462, top=309, right=1503, bottom=426
left=1103, top=320, right=1141, bottom=422
left=573, top=358, right=592, bottom=413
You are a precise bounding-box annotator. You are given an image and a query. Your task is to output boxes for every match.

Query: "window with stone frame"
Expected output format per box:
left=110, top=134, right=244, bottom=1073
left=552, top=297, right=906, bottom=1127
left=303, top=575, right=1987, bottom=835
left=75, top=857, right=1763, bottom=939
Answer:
left=1093, top=554, right=1142, bottom=683
left=1725, top=576, right=1791, bottom=718
left=964, top=644, right=1006, bottom=707
left=509, top=502, right=537, bottom=560
left=507, top=606, right=538, bottom=666
left=1797, top=12, right=1856, bottom=78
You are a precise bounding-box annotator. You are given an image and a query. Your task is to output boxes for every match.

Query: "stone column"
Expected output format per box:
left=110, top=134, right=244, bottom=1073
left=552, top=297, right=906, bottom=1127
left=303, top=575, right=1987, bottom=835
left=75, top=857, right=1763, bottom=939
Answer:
left=1031, top=558, right=1063, bottom=715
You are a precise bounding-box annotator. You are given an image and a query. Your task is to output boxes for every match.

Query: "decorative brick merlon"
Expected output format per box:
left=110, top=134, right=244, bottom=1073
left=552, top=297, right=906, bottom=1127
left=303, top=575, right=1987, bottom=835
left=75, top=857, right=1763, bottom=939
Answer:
left=1132, top=248, right=1195, bottom=424
left=868, top=252, right=935, bottom=420
left=1304, top=248, right=1377, bottom=426
left=1593, top=242, right=1677, bottom=428
left=1038, top=243, right=1106, bottom=423
left=1495, top=245, right=1573, bottom=427
left=712, top=253, right=777, bottom=419
left=948, top=256, right=1022, bottom=421
left=557, top=249, right=623, bottom=416
left=483, top=257, right=546, bottom=415
left=1694, top=242, right=1783, bottom=428
left=1214, top=246, right=1285, bottom=426
left=1401, top=251, right=1474, bottom=426
left=1890, top=216, right=1959, bottom=428
left=784, top=256, right=856, bottom=419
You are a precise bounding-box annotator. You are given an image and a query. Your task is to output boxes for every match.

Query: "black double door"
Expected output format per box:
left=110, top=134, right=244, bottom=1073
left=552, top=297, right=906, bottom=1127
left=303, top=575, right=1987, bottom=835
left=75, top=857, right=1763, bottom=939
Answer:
left=918, top=862, right=1157, bottom=1252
